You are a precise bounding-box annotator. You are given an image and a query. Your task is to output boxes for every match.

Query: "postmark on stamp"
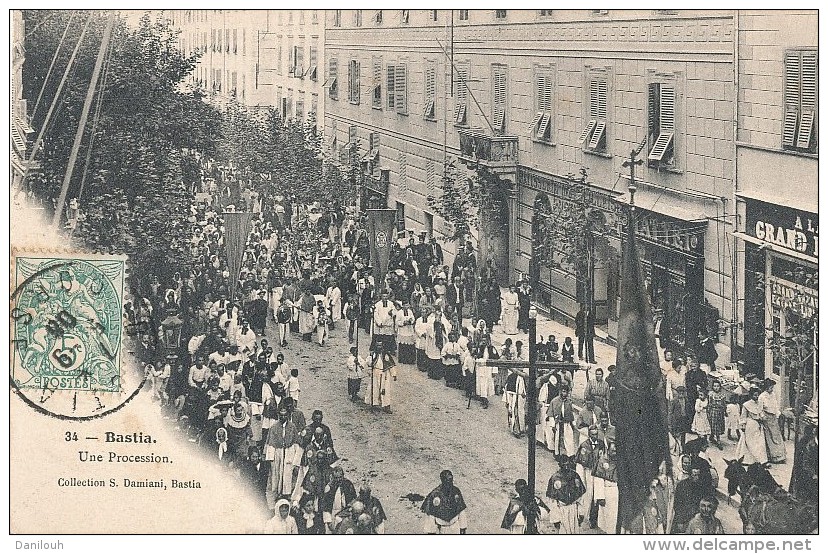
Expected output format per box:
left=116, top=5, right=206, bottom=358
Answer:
left=10, top=252, right=142, bottom=419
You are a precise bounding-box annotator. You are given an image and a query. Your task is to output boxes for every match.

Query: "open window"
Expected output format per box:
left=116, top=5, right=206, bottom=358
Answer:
left=580, top=77, right=607, bottom=152
left=647, top=82, right=675, bottom=167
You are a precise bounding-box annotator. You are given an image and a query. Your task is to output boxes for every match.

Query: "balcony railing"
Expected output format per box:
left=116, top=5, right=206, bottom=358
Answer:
left=458, top=128, right=519, bottom=170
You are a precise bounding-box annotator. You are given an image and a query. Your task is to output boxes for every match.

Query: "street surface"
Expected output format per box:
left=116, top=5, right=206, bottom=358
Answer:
left=263, top=313, right=746, bottom=534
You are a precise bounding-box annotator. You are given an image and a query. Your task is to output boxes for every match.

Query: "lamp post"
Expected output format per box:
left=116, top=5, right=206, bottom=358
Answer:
left=526, top=305, right=539, bottom=534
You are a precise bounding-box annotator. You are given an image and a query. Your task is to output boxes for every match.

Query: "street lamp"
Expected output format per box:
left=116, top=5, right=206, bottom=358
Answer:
left=526, top=305, right=538, bottom=534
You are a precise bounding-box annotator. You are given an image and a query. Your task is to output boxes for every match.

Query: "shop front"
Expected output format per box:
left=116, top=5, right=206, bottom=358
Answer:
left=739, top=198, right=818, bottom=410
left=515, top=168, right=622, bottom=333
left=625, top=209, right=714, bottom=355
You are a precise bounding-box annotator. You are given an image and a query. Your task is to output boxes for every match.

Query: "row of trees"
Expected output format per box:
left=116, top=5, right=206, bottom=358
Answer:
left=22, top=11, right=222, bottom=284
left=216, top=100, right=355, bottom=215
left=22, top=11, right=354, bottom=287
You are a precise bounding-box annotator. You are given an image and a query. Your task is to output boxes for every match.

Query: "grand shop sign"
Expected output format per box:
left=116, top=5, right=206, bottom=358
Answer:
left=746, top=199, right=818, bottom=259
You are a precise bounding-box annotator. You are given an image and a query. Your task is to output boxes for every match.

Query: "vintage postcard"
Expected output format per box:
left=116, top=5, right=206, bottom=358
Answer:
left=9, top=7, right=819, bottom=538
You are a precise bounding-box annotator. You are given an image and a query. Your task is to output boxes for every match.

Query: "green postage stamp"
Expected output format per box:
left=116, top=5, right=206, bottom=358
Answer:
left=11, top=252, right=130, bottom=417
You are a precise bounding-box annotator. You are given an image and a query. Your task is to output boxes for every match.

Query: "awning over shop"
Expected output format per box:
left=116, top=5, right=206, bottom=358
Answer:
left=615, top=188, right=708, bottom=223
left=733, top=231, right=818, bottom=265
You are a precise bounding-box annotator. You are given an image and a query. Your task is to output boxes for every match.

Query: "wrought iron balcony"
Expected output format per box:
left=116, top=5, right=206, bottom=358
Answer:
left=457, top=128, right=519, bottom=171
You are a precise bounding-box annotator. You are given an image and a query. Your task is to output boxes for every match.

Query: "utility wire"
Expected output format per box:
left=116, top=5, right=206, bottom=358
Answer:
left=31, top=12, right=76, bottom=121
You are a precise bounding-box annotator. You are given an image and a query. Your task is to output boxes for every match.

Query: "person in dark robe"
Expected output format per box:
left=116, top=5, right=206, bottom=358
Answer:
left=546, top=454, right=587, bottom=534
left=321, top=466, right=357, bottom=533
left=517, top=280, right=532, bottom=332
left=293, top=493, right=326, bottom=534
left=357, top=483, right=387, bottom=534
left=671, top=461, right=715, bottom=533
left=684, top=355, right=708, bottom=425
left=239, top=446, right=270, bottom=514
left=421, top=470, right=468, bottom=534
left=501, top=478, right=549, bottom=534
left=247, top=289, right=269, bottom=335
left=299, top=450, right=333, bottom=502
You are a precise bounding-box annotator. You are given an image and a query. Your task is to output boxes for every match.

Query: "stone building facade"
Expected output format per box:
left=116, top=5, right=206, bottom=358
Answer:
left=734, top=10, right=818, bottom=409
left=324, top=9, right=738, bottom=353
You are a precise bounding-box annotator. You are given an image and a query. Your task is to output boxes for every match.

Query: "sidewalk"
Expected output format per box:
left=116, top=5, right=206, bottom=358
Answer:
left=481, top=304, right=796, bottom=506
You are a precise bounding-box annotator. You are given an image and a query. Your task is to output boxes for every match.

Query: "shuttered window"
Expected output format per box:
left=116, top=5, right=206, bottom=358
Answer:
left=295, top=46, right=305, bottom=78
left=454, top=63, right=469, bottom=125
left=580, top=77, right=608, bottom=151
left=424, top=61, right=437, bottom=120
left=395, top=63, right=408, bottom=114
left=426, top=159, right=436, bottom=195
left=783, top=50, right=818, bottom=152
left=372, top=56, right=383, bottom=109
left=647, top=82, right=676, bottom=165
left=387, top=65, right=396, bottom=109
left=328, top=57, right=338, bottom=100
left=309, top=46, right=318, bottom=81
left=398, top=152, right=408, bottom=196
left=492, top=65, right=508, bottom=134
left=532, top=67, right=554, bottom=142
left=349, top=59, right=360, bottom=104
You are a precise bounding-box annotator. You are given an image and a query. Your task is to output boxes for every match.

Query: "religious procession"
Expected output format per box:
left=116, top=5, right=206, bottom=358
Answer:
left=10, top=9, right=818, bottom=538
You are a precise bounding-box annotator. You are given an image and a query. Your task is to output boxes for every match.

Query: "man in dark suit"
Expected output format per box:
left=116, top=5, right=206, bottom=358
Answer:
left=429, top=237, right=444, bottom=266
left=575, top=304, right=596, bottom=364
left=446, top=275, right=464, bottom=315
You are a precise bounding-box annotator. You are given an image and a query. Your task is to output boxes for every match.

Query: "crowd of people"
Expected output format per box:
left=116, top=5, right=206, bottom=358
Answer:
left=120, top=157, right=787, bottom=535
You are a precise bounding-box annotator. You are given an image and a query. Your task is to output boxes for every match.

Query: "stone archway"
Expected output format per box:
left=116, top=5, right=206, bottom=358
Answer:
left=531, top=193, right=552, bottom=305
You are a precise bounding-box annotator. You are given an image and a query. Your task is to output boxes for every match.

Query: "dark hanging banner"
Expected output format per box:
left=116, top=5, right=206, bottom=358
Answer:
left=223, top=211, right=253, bottom=301
left=614, top=207, right=671, bottom=534
left=367, top=208, right=397, bottom=290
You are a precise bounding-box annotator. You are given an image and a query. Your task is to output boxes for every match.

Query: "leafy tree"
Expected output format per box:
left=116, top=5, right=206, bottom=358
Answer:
left=533, top=168, right=610, bottom=307
left=22, top=11, right=223, bottom=285
left=426, top=160, right=509, bottom=247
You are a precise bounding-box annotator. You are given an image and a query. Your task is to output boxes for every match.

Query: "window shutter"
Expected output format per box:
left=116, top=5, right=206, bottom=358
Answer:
left=426, top=159, right=436, bottom=194
left=372, top=56, right=382, bottom=108
left=530, top=112, right=543, bottom=132
left=647, top=82, right=661, bottom=143
left=387, top=65, right=396, bottom=109
left=493, top=67, right=507, bottom=132
left=578, top=120, right=597, bottom=145
left=659, top=85, right=675, bottom=132
left=589, top=79, right=600, bottom=119
left=424, top=63, right=436, bottom=118
left=543, top=74, right=553, bottom=114
left=395, top=63, right=408, bottom=114
left=783, top=51, right=801, bottom=147
left=455, top=65, right=468, bottom=123
left=351, top=61, right=360, bottom=104
left=648, top=84, right=674, bottom=163
left=538, top=114, right=551, bottom=139
left=597, top=80, right=608, bottom=121
left=796, top=51, right=817, bottom=149
left=328, top=58, right=338, bottom=99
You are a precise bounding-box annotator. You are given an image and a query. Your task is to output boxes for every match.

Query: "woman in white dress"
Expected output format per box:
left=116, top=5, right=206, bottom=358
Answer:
left=501, top=285, right=519, bottom=335
left=758, top=379, right=786, bottom=463
left=736, top=387, right=769, bottom=465
left=692, top=389, right=712, bottom=437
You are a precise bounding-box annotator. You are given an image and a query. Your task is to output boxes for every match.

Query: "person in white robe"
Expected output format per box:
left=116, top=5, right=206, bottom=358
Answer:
left=326, top=282, right=342, bottom=325
left=501, top=285, right=519, bottom=335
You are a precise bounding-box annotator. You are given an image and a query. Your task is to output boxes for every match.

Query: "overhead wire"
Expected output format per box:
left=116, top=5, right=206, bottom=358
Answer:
left=31, top=12, right=76, bottom=121
left=76, top=26, right=115, bottom=207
